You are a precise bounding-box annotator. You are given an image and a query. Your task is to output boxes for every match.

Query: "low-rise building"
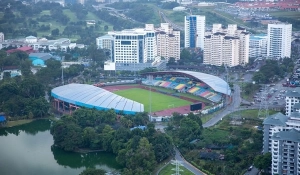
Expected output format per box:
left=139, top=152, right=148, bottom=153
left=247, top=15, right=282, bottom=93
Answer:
left=0, top=36, right=82, bottom=52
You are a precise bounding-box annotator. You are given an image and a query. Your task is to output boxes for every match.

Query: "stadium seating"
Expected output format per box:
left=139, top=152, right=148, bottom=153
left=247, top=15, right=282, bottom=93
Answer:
left=142, top=76, right=223, bottom=103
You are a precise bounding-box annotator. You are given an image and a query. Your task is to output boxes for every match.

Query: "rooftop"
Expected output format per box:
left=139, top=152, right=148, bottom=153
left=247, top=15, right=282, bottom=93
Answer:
left=263, top=112, right=288, bottom=126
left=144, top=70, right=231, bottom=95
left=286, top=88, right=300, bottom=97
left=289, top=112, right=300, bottom=118
left=51, top=83, right=144, bottom=115
left=272, top=128, right=300, bottom=142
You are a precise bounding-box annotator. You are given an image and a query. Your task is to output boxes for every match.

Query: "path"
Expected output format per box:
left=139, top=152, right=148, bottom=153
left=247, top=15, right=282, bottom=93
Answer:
left=174, top=148, right=204, bottom=175
left=203, top=84, right=241, bottom=127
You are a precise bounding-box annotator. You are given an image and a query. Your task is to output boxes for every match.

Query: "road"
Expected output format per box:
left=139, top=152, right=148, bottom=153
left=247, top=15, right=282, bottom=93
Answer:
left=174, top=148, right=204, bottom=175
left=203, top=84, right=241, bottom=127
left=244, top=167, right=259, bottom=175
left=159, top=11, right=184, bottom=31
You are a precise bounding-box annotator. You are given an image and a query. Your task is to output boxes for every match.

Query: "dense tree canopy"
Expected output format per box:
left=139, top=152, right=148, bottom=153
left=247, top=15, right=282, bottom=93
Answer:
left=50, top=108, right=173, bottom=174
left=253, top=58, right=294, bottom=83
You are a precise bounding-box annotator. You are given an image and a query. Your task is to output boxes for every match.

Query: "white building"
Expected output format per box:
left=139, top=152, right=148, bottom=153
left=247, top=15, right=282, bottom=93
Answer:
left=263, top=112, right=300, bottom=174
left=271, top=129, right=300, bottom=175
left=267, top=23, right=292, bottom=59
left=184, top=15, right=205, bottom=49
left=0, top=37, right=79, bottom=51
left=249, top=34, right=267, bottom=58
left=97, top=23, right=180, bottom=64
left=156, top=23, right=180, bottom=61
left=179, top=0, right=192, bottom=5
left=203, top=24, right=249, bottom=67
left=96, top=34, right=114, bottom=61
left=262, top=89, right=300, bottom=175
left=108, top=25, right=157, bottom=63
left=285, top=88, right=300, bottom=116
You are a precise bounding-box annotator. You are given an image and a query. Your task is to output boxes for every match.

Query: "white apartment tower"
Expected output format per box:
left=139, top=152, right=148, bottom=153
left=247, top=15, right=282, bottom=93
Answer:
left=203, top=24, right=249, bottom=67
left=156, top=23, right=180, bottom=61
left=184, top=15, right=205, bottom=49
left=271, top=129, right=300, bottom=175
left=267, top=23, right=292, bottom=59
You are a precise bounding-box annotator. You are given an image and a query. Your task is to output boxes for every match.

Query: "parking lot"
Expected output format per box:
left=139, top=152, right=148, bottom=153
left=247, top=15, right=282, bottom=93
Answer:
left=252, top=82, right=289, bottom=107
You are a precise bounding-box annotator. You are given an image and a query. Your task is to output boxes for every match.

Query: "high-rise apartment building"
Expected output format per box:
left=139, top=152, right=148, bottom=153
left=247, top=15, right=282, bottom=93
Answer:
left=249, top=34, right=267, bottom=58
left=203, top=24, right=249, bottom=67
left=184, top=15, right=205, bottom=49
left=156, top=23, right=180, bottom=61
left=271, top=129, right=300, bottom=175
left=263, top=112, right=300, bottom=174
left=267, top=23, right=292, bottom=59
left=262, top=88, right=300, bottom=175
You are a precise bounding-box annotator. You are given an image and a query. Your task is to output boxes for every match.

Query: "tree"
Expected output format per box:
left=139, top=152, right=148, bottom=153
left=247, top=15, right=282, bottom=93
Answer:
left=50, top=116, right=83, bottom=151
left=101, top=125, right=114, bottom=152
left=167, top=57, right=176, bottom=66
left=254, top=152, right=271, bottom=171
left=180, top=49, right=192, bottom=60
left=51, top=28, right=59, bottom=36
left=79, top=168, right=106, bottom=175
left=104, top=25, right=108, bottom=31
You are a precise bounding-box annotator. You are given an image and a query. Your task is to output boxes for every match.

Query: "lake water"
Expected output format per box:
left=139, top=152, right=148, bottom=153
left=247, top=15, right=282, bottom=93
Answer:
left=0, top=119, right=122, bottom=175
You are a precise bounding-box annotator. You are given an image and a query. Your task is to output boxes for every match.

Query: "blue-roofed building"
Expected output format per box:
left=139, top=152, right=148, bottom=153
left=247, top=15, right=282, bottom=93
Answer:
left=249, top=34, right=267, bottom=58
left=51, top=83, right=144, bottom=115
left=0, top=115, right=6, bottom=126
left=29, top=53, right=53, bottom=67
left=130, top=125, right=147, bottom=131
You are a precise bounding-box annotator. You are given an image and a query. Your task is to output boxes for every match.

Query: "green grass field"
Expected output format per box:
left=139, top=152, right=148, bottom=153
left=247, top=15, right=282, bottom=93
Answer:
left=268, top=11, right=300, bottom=19
left=158, top=163, right=194, bottom=175
left=114, top=88, right=192, bottom=112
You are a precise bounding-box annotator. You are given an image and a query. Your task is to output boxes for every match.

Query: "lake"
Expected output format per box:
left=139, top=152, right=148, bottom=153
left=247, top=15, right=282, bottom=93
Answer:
left=0, top=119, right=122, bottom=175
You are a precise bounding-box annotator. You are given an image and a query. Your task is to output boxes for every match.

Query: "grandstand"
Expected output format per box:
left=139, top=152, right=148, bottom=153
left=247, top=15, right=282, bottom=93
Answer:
left=142, top=71, right=231, bottom=103
left=51, top=83, right=144, bottom=115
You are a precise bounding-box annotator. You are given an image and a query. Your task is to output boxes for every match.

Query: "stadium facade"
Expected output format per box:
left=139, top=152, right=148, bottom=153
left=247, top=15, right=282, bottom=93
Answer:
left=51, top=83, right=144, bottom=115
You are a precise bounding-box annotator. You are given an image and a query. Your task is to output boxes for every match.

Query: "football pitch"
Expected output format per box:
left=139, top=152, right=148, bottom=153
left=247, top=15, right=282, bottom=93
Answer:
left=114, top=88, right=192, bottom=112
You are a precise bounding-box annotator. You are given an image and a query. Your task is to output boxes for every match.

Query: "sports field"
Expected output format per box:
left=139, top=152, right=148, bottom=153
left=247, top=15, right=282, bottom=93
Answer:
left=114, top=88, right=192, bottom=112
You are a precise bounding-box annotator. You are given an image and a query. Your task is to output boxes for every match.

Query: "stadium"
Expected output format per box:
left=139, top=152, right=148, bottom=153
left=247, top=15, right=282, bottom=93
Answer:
left=51, top=70, right=231, bottom=116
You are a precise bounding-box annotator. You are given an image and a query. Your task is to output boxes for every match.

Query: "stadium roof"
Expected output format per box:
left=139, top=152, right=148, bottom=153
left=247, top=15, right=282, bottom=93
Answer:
left=144, top=70, right=231, bottom=95
left=51, top=83, right=144, bottom=115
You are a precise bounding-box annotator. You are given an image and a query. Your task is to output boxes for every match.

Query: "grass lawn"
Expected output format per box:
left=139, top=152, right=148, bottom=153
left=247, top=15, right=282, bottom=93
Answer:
left=26, top=9, right=113, bottom=39
left=268, top=11, right=300, bottom=19
left=114, top=88, right=192, bottom=112
left=158, top=163, right=194, bottom=175
left=147, top=86, right=212, bottom=104
left=6, top=119, right=35, bottom=127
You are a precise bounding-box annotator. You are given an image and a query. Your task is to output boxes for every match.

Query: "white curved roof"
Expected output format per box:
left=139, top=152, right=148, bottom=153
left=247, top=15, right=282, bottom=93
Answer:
left=51, top=83, right=144, bottom=114
left=149, top=71, right=231, bottom=95
left=176, top=71, right=231, bottom=95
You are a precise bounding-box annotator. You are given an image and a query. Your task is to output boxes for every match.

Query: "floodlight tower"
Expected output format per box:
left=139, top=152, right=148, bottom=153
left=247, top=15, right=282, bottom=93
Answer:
left=257, top=85, right=269, bottom=118
left=224, top=64, right=230, bottom=106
